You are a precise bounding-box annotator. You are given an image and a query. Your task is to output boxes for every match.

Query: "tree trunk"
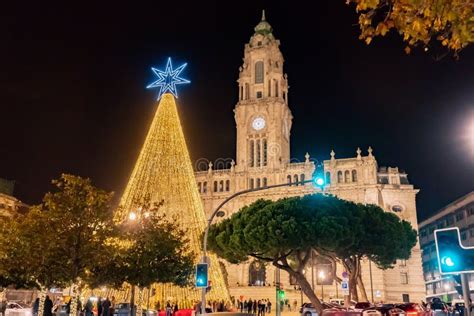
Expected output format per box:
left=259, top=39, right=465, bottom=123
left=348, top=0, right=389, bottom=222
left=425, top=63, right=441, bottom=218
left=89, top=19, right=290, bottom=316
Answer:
left=357, top=274, right=369, bottom=302
left=278, top=265, right=323, bottom=315
left=130, top=285, right=135, bottom=316
left=38, top=288, right=48, bottom=316
left=136, top=288, right=143, bottom=316
left=69, top=284, right=78, bottom=316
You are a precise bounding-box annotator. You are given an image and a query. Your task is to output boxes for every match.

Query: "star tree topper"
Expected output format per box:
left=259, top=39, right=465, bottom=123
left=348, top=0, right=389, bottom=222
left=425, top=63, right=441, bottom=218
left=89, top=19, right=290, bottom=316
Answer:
left=146, top=57, right=190, bottom=100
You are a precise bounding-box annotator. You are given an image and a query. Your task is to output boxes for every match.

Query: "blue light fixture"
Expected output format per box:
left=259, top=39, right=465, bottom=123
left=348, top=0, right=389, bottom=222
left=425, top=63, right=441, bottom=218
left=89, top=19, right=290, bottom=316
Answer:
left=147, top=57, right=190, bottom=100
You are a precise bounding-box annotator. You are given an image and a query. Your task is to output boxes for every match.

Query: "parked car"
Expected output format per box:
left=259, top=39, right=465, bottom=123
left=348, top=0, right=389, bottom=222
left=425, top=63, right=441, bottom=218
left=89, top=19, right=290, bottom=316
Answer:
left=354, top=303, right=373, bottom=312
left=329, top=299, right=357, bottom=308
left=5, top=302, right=33, bottom=316
left=113, top=303, right=157, bottom=316
left=374, top=304, right=406, bottom=316
left=428, top=301, right=449, bottom=316
left=351, top=302, right=382, bottom=316
left=396, top=303, right=431, bottom=316
left=301, top=302, right=345, bottom=316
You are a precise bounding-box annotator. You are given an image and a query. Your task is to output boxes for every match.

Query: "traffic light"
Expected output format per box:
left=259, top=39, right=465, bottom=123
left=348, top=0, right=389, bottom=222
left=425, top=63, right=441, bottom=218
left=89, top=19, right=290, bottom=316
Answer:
left=313, top=164, right=325, bottom=189
left=435, top=227, right=474, bottom=274
left=195, top=263, right=209, bottom=288
left=278, top=289, right=285, bottom=299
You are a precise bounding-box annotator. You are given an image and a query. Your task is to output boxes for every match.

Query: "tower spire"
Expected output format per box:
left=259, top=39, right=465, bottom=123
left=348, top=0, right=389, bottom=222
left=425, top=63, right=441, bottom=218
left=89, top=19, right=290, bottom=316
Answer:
left=261, top=9, right=266, bottom=21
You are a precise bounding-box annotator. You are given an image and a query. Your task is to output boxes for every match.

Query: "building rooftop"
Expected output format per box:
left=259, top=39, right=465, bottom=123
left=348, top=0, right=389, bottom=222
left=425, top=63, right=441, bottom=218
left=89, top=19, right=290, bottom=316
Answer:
left=419, top=191, right=474, bottom=228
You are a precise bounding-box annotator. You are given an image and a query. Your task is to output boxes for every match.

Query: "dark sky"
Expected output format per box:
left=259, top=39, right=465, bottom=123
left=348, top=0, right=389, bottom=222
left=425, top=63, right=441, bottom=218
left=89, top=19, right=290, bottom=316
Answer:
left=1, top=1, right=473, bottom=221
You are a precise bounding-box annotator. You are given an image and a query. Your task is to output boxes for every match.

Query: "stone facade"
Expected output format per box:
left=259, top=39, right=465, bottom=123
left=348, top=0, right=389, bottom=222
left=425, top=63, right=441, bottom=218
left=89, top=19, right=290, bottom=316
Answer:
left=194, top=12, right=425, bottom=304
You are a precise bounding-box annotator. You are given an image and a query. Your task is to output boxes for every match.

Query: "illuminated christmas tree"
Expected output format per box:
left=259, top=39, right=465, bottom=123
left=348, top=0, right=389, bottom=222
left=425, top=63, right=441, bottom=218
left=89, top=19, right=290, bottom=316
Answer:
left=117, top=58, right=229, bottom=306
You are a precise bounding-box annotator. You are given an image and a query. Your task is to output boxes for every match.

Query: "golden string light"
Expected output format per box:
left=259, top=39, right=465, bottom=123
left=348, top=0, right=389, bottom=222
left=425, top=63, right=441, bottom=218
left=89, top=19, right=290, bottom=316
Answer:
left=117, top=93, right=229, bottom=306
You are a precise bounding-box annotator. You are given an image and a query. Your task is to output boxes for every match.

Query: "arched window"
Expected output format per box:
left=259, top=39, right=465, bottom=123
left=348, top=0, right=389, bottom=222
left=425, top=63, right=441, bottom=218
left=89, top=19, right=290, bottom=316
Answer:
left=255, top=61, right=264, bottom=84
left=263, top=177, right=268, bottom=187
left=225, top=180, right=230, bottom=191
left=287, top=175, right=292, bottom=185
left=256, top=178, right=261, bottom=188
left=344, top=170, right=351, bottom=183
left=352, top=170, right=358, bottom=182
left=268, top=79, right=271, bottom=96
left=245, top=83, right=249, bottom=100
left=283, top=91, right=286, bottom=103
left=198, top=182, right=202, bottom=193
left=249, top=178, right=254, bottom=189
left=263, top=139, right=268, bottom=166
left=275, top=80, right=279, bottom=98
left=337, top=171, right=343, bottom=183
left=249, top=140, right=254, bottom=167
left=213, top=181, right=218, bottom=192
left=294, top=174, right=299, bottom=185
left=249, top=261, right=266, bottom=286
left=240, top=86, right=243, bottom=101
left=219, top=180, right=224, bottom=192
left=256, top=140, right=261, bottom=167
left=300, top=174, right=305, bottom=185
left=325, top=172, right=331, bottom=184
left=203, top=181, right=207, bottom=193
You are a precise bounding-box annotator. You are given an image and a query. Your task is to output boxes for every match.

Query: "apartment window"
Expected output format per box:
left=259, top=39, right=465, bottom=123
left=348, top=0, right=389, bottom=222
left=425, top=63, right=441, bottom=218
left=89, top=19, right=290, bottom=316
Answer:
left=287, top=175, right=292, bottom=185
left=469, top=208, right=474, bottom=216
left=219, top=180, right=224, bottom=192
left=263, top=139, right=268, bottom=166
left=202, top=182, right=207, bottom=193
left=399, top=259, right=407, bottom=267
left=249, top=178, right=254, bottom=189
left=470, top=227, right=474, bottom=237
left=437, top=221, right=445, bottom=229
left=256, top=178, right=261, bottom=188
left=213, top=181, right=218, bottom=192
left=400, top=272, right=409, bottom=284
left=456, top=212, right=465, bottom=222
left=446, top=216, right=454, bottom=226
left=461, top=231, right=467, bottom=240
left=256, top=91, right=263, bottom=99
left=225, top=180, right=230, bottom=192
left=249, top=140, right=255, bottom=167
left=198, top=182, right=202, bottom=193
left=256, top=139, right=261, bottom=167
left=263, top=178, right=268, bottom=187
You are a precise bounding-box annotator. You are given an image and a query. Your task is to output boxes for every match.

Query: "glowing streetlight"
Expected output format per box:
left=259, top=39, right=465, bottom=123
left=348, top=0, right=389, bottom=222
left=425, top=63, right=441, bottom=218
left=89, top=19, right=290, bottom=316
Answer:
left=129, top=212, right=137, bottom=221
left=318, top=271, right=326, bottom=280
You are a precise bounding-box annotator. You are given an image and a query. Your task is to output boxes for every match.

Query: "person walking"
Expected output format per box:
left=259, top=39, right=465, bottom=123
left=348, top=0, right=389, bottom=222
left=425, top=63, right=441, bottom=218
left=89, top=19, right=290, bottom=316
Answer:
left=240, top=300, right=244, bottom=313
left=1, top=299, right=7, bottom=316
left=109, top=297, right=115, bottom=316
left=44, top=296, right=53, bottom=316
left=165, top=302, right=172, bottom=316
left=85, top=299, right=93, bottom=316
left=102, top=298, right=111, bottom=316
left=266, top=300, right=271, bottom=314
left=252, top=300, right=257, bottom=315
left=97, top=298, right=103, bottom=316
left=247, top=300, right=252, bottom=314
left=32, top=298, right=39, bottom=316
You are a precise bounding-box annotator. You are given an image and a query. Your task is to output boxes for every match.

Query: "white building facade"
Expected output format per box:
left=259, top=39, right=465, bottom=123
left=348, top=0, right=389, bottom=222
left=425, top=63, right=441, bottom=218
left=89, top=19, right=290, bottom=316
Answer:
left=194, top=12, right=425, bottom=304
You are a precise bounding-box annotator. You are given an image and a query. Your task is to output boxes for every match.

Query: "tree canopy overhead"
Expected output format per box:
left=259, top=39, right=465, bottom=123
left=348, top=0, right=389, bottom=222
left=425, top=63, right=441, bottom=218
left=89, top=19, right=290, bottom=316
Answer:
left=347, top=0, right=474, bottom=55
left=207, top=194, right=417, bottom=313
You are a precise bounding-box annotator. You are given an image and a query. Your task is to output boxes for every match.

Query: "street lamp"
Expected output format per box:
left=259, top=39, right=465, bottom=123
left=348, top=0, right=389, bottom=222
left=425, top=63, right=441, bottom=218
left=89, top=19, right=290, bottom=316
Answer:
left=200, top=166, right=327, bottom=315
left=318, top=271, right=326, bottom=302
left=129, top=211, right=137, bottom=221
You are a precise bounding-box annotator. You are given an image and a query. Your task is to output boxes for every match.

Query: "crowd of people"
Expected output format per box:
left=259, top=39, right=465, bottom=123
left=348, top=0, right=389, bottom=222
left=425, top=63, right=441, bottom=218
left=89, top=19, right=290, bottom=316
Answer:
left=236, top=298, right=272, bottom=316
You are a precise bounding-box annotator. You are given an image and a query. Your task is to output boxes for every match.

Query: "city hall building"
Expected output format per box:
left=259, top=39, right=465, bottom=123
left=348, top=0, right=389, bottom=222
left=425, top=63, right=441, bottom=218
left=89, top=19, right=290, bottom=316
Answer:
left=194, top=12, right=425, bottom=303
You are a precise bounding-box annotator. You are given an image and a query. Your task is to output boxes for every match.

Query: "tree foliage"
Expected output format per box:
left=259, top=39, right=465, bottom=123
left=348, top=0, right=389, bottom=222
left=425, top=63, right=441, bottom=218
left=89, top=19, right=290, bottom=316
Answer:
left=207, top=194, right=417, bottom=312
left=347, top=0, right=474, bottom=55
left=92, top=200, right=195, bottom=290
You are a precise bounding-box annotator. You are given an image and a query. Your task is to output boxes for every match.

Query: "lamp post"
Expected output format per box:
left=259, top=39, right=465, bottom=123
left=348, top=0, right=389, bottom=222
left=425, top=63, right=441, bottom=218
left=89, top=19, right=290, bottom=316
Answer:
left=318, top=271, right=326, bottom=302
left=201, top=173, right=326, bottom=315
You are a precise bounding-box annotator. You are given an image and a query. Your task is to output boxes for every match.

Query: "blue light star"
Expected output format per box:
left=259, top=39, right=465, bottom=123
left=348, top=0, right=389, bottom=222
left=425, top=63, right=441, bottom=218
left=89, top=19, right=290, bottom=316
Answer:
left=146, top=57, right=190, bottom=100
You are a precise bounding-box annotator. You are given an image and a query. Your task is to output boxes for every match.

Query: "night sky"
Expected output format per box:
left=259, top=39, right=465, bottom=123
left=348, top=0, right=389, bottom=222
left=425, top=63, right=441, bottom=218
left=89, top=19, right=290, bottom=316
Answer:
left=1, top=1, right=473, bottom=221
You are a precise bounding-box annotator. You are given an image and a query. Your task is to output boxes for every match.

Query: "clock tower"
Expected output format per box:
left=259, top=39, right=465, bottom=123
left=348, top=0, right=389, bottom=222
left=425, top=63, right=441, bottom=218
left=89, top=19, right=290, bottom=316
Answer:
left=234, top=11, right=292, bottom=172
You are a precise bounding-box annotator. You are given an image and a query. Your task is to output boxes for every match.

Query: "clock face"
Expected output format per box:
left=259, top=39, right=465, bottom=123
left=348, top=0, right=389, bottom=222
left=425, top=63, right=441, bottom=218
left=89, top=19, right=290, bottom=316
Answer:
left=252, top=117, right=266, bottom=131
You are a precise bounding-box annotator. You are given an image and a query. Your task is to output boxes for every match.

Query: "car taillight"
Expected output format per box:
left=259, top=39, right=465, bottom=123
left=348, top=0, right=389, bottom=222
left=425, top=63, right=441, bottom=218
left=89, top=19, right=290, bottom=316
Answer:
left=406, top=311, right=418, bottom=316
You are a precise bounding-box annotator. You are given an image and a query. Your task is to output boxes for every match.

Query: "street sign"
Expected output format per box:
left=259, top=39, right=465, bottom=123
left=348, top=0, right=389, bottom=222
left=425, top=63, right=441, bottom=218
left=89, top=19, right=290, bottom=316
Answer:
left=341, top=280, right=349, bottom=295
left=342, top=271, right=348, bottom=279
left=435, top=227, right=474, bottom=274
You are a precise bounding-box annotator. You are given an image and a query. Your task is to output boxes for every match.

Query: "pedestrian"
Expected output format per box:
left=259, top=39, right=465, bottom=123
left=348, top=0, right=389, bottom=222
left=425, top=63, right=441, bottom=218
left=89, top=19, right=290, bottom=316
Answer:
left=32, top=298, right=39, bottom=316
left=174, top=302, right=179, bottom=315
left=97, top=298, right=103, bottom=316
left=102, top=298, right=111, bottom=316
left=240, top=300, right=244, bottom=313
left=252, top=300, right=257, bottom=315
left=165, top=302, right=172, bottom=316
left=85, top=299, right=93, bottom=316
left=267, top=300, right=271, bottom=314
left=109, top=297, right=115, bottom=316
left=247, top=300, right=252, bottom=314
left=1, top=299, right=7, bottom=316
left=66, top=300, right=71, bottom=315
left=293, top=299, right=297, bottom=312
left=44, top=296, right=53, bottom=316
